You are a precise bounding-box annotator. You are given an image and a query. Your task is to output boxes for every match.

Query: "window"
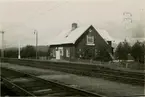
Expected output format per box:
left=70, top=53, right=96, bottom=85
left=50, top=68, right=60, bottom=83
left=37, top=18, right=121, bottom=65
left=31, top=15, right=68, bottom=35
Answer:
left=66, top=49, right=70, bottom=57
left=58, top=47, right=63, bottom=56
left=87, top=35, right=95, bottom=45
left=95, top=49, right=98, bottom=56
left=60, top=49, right=63, bottom=56
left=89, top=29, right=92, bottom=32
left=52, top=49, right=56, bottom=57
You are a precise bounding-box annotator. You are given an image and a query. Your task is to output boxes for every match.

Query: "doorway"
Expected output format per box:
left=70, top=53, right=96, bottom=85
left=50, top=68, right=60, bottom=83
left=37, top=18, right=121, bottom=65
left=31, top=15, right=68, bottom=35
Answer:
left=56, top=50, right=60, bottom=59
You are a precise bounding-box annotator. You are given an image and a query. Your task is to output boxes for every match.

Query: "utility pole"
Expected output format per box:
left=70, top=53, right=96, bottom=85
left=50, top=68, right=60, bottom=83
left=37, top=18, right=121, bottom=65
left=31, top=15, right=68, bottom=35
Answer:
left=34, top=30, right=38, bottom=59
left=18, top=40, right=21, bottom=59
left=0, top=31, right=4, bottom=58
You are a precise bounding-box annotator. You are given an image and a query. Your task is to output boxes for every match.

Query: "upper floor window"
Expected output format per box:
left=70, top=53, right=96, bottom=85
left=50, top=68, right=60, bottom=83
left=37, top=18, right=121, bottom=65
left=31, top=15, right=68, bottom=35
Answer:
left=87, top=35, right=95, bottom=45
left=89, top=29, right=92, bottom=32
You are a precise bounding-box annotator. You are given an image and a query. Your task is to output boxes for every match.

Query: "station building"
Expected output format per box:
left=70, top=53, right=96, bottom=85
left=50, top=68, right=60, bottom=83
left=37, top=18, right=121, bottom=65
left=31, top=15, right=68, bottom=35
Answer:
left=49, top=23, right=114, bottom=61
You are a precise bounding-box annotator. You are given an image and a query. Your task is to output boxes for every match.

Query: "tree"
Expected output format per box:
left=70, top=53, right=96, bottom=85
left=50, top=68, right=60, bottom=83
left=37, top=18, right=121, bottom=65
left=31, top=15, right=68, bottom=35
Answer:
left=98, top=48, right=111, bottom=62
left=123, top=39, right=131, bottom=54
left=4, top=50, right=18, bottom=58
left=115, top=40, right=131, bottom=61
left=115, top=42, right=123, bottom=60
left=21, top=45, right=36, bottom=58
left=47, top=48, right=51, bottom=59
left=131, top=41, right=144, bottom=63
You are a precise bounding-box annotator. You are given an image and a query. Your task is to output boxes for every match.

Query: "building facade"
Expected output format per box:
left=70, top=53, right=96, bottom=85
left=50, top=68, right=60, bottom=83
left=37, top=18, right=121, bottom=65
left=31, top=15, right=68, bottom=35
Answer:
left=49, top=23, right=114, bottom=61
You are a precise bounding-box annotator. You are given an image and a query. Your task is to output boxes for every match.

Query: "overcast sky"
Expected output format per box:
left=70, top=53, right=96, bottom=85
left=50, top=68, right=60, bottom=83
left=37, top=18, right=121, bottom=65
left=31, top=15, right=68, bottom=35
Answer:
left=0, top=0, right=144, bottom=48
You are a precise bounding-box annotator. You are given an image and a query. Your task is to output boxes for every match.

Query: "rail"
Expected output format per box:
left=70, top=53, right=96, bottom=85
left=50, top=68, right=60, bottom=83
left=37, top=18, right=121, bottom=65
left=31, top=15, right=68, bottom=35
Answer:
left=1, top=67, right=105, bottom=97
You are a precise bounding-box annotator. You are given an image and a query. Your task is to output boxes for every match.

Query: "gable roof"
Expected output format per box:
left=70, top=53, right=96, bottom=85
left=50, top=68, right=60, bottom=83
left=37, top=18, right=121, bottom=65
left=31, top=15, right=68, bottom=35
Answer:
left=49, top=25, right=113, bottom=45
left=49, top=25, right=91, bottom=45
left=95, top=28, right=113, bottom=41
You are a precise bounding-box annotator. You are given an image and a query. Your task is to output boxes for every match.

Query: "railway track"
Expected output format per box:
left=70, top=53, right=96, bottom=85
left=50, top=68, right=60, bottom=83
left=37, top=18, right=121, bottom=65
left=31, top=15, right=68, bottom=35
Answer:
left=33, top=64, right=144, bottom=86
left=12, top=61, right=144, bottom=86
left=1, top=67, right=105, bottom=97
left=1, top=58, right=145, bottom=86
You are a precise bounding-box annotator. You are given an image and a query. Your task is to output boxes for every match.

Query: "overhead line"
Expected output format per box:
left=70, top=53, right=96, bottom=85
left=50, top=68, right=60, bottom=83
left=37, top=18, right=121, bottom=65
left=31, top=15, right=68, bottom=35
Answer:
left=24, top=1, right=68, bottom=24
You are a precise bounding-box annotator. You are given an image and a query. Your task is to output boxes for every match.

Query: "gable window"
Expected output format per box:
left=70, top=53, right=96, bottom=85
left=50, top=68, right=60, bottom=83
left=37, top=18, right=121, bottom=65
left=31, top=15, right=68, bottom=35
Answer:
left=89, top=29, right=92, bottom=32
left=87, top=35, right=95, bottom=45
left=66, top=49, right=70, bottom=57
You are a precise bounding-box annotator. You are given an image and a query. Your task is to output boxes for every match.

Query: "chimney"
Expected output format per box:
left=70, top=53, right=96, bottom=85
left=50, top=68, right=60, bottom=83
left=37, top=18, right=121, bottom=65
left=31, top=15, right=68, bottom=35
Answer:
left=71, top=23, right=77, bottom=31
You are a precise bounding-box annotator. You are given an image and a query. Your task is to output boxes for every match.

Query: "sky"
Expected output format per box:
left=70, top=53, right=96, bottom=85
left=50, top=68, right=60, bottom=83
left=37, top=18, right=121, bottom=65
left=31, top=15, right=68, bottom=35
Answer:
left=0, top=0, right=145, bottom=48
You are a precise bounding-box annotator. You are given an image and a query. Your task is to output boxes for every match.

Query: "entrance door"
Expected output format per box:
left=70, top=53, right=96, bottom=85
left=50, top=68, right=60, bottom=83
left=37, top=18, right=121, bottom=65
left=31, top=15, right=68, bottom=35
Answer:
left=56, top=50, right=60, bottom=59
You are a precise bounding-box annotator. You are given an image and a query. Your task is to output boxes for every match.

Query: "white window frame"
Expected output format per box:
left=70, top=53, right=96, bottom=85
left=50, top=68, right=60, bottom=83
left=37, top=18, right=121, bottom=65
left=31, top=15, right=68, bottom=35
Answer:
left=66, top=49, right=70, bottom=57
left=87, top=35, right=95, bottom=45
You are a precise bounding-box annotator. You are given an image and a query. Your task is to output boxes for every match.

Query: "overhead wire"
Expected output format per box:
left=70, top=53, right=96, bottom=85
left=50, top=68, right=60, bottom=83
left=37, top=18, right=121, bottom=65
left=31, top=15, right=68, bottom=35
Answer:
left=3, top=1, right=69, bottom=48
left=24, top=1, right=69, bottom=24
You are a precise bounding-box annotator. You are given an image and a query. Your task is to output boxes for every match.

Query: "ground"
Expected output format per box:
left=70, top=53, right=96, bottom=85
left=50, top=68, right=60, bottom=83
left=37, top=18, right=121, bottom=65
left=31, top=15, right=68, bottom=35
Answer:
left=1, top=62, right=144, bottom=97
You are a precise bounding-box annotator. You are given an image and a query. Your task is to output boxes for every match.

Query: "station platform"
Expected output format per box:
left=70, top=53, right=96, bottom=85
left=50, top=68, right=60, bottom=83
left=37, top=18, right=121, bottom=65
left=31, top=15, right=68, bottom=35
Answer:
left=1, top=63, right=144, bottom=97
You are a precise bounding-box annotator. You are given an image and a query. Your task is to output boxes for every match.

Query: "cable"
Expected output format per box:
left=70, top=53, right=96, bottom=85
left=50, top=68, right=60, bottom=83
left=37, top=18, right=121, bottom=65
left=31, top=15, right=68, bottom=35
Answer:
left=24, top=1, right=68, bottom=24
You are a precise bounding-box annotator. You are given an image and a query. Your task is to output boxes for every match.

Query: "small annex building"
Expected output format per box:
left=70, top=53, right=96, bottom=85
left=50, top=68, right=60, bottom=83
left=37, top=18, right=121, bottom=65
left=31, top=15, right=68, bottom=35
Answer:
left=49, top=23, right=114, bottom=61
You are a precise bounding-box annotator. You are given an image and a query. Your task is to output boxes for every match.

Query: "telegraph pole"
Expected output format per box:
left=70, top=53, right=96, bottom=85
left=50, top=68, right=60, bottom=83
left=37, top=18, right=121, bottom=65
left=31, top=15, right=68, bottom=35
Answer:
left=34, top=30, right=38, bottom=59
left=18, top=40, right=21, bottom=59
left=0, top=31, right=4, bottom=58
